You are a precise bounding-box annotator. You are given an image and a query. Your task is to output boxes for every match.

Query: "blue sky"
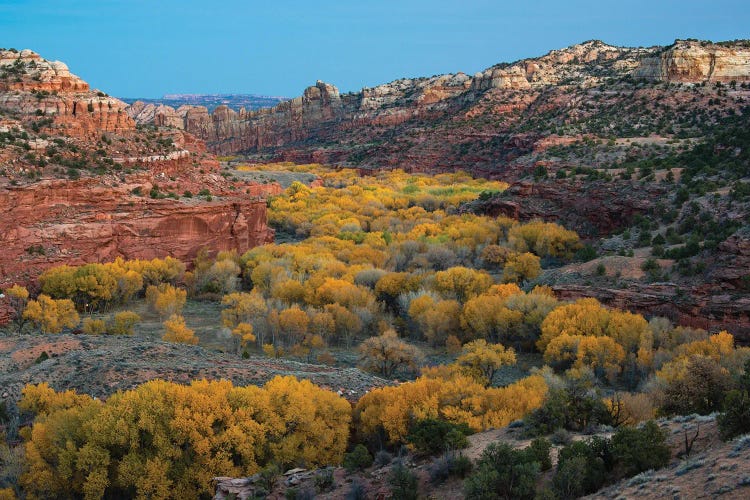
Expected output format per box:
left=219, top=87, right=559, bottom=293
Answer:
left=1, top=0, right=748, bottom=98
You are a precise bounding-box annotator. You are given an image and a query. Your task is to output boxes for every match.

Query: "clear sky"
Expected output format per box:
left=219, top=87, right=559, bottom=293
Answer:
left=1, top=0, right=748, bottom=98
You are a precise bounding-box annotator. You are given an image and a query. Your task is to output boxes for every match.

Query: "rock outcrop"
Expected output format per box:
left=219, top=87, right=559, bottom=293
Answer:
left=0, top=49, right=276, bottom=297
left=464, top=179, right=669, bottom=237
left=0, top=178, right=273, bottom=288
left=635, top=40, right=750, bottom=83
left=0, top=49, right=134, bottom=138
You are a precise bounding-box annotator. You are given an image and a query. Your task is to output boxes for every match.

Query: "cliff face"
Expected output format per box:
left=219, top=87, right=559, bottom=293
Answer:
left=0, top=49, right=134, bottom=138
left=0, top=178, right=273, bottom=288
left=635, top=40, right=750, bottom=83
left=127, top=40, right=750, bottom=159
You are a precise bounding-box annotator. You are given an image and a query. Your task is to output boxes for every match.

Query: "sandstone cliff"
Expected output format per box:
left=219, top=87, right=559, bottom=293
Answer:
left=1, top=49, right=134, bottom=138
left=127, top=40, right=750, bottom=160
left=0, top=178, right=273, bottom=288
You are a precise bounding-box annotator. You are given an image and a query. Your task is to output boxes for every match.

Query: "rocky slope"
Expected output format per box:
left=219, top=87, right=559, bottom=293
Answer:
left=127, top=39, right=750, bottom=164
left=0, top=49, right=276, bottom=301
left=213, top=409, right=748, bottom=500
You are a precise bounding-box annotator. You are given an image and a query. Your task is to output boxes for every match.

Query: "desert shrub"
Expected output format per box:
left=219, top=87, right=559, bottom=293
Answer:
left=406, top=418, right=472, bottom=455
left=82, top=317, right=106, bottom=335
left=313, top=467, right=335, bottom=493
left=389, top=460, right=418, bottom=500
left=611, top=421, right=671, bottom=476
left=660, top=355, right=734, bottom=415
left=108, top=311, right=140, bottom=335
left=346, top=479, right=367, bottom=500
left=285, top=486, right=315, bottom=500
left=554, top=437, right=614, bottom=498
left=523, top=381, right=612, bottom=436
left=343, top=444, right=373, bottom=472
left=429, top=452, right=472, bottom=484
left=550, top=428, right=572, bottom=445
left=464, top=442, right=540, bottom=500
left=374, top=449, right=393, bottom=467
left=259, top=464, right=281, bottom=492
left=524, top=437, right=552, bottom=471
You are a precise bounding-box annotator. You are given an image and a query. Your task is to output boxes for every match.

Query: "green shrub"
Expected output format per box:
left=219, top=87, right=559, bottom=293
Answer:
left=374, top=449, right=393, bottom=467
left=407, top=418, right=472, bottom=455
left=428, top=452, right=472, bottom=484
left=524, top=382, right=612, bottom=436
left=346, top=479, right=366, bottom=500
left=389, top=460, right=418, bottom=500
left=313, top=467, right=335, bottom=493
left=464, top=443, right=540, bottom=500
left=718, top=360, right=750, bottom=441
left=343, top=444, right=373, bottom=472
left=554, top=436, right=613, bottom=498
left=524, top=437, right=552, bottom=471
left=611, top=421, right=671, bottom=476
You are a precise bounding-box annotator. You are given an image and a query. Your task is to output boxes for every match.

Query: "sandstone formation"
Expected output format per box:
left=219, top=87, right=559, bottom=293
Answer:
left=636, top=40, right=750, bottom=83
left=0, top=178, right=273, bottom=288
left=0, top=49, right=134, bottom=138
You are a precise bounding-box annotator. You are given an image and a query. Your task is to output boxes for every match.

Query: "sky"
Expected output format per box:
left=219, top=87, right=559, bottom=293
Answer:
left=1, top=0, right=749, bottom=98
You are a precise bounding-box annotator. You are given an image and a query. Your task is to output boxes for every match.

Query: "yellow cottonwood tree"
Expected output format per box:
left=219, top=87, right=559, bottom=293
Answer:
left=162, top=314, right=198, bottom=345
left=354, top=373, right=547, bottom=444
left=6, top=284, right=29, bottom=333
left=457, top=339, right=517, bottom=386
left=278, top=306, right=309, bottom=346
left=231, top=323, right=256, bottom=354
left=501, top=252, right=541, bottom=283
left=221, top=292, right=268, bottom=329
left=460, top=295, right=523, bottom=343
left=146, top=284, right=187, bottom=318
left=433, top=267, right=493, bottom=301
left=20, top=377, right=350, bottom=499
left=22, top=295, right=79, bottom=334
left=358, top=330, right=422, bottom=377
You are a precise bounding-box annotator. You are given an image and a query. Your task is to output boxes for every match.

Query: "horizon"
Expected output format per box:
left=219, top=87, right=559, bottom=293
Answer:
left=1, top=0, right=749, bottom=98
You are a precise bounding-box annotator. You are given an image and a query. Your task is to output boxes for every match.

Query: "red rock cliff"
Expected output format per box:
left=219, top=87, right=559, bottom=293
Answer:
left=0, top=178, right=273, bottom=287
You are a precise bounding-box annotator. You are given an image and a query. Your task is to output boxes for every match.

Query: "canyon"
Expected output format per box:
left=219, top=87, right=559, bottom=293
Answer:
left=2, top=41, right=750, bottom=337
left=126, top=39, right=750, bottom=339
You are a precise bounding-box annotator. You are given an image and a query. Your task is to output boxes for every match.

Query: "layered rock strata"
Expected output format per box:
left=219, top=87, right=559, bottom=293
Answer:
left=0, top=178, right=273, bottom=288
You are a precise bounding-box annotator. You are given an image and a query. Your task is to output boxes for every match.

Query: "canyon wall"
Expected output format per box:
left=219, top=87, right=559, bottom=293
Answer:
left=0, top=178, right=273, bottom=288
left=0, top=49, right=134, bottom=138
left=127, top=40, right=750, bottom=157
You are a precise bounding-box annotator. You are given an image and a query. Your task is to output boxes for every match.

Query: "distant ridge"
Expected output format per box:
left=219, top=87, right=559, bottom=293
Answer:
left=120, top=93, right=288, bottom=113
